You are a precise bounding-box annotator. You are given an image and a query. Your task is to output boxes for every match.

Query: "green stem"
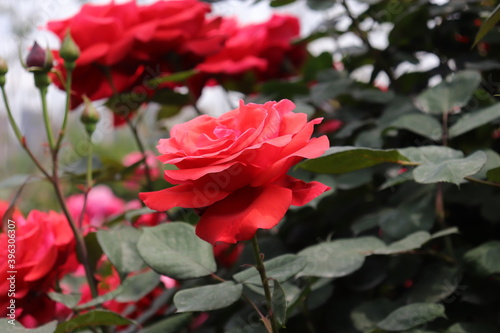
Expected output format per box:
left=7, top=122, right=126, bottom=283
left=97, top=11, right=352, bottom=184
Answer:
left=436, top=111, right=455, bottom=260
left=51, top=162, right=98, bottom=298
left=40, top=86, right=55, bottom=151
left=55, top=68, right=73, bottom=153
left=127, top=120, right=153, bottom=191
left=464, top=176, right=500, bottom=188
left=1, top=86, right=51, bottom=179
left=77, top=136, right=93, bottom=229
left=251, top=235, right=280, bottom=333
left=1, top=86, right=23, bottom=142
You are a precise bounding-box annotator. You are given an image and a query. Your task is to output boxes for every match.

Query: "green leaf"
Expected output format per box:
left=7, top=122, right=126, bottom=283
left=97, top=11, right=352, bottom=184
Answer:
left=464, top=241, right=500, bottom=276
left=310, top=78, right=352, bottom=105
left=399, top=146, right=463, bottom=164
left=486, top=166, right=500, bottom=182
left=0, top=319, right=57, bottom=333
left=474, top=150, right=500, bottom=179
left=272, top=280, right=287, bottom=327
left=377, top=197, right=434, bottom=239
left=407, top=263, right=461, bottom=303
left=446, top=322, right=498, bottom=333
left=413, top=151, right=487, bottom=185
left=233, top=254, right=306, bottom=285
left=473, top=3, right=500, bottom=47
left=174, top=281, right=243, bottom=312
left=299, top=147, right=410, bottom=174
left=377, top=303, right=446, bottom=331
left=376, top=231, right=432, bottom=254
left=449, top=103, right=500, bottom=138
left=142, top=313, right=193, bottom=333
left=298, top=237, right=386, bottom=278
left=351, top=299, right=398, bottom=333
left=115, top=270, right=161, bottom=302
left=386, top=113, right=442, bottom=141
left=137, top=222, right=216, bottom=279
left=415, top=70, right=482, bottom=114
left=147, top=69, right=197, bottom=86
left=270, top=0, right=296, bottom=7
left=97, top=226, right=144, bottom=275
left=307, top=0, right=335, bottom=10
left=47, top=292, right=81, bottom=309
left=55, top=310, right=134, bottom=333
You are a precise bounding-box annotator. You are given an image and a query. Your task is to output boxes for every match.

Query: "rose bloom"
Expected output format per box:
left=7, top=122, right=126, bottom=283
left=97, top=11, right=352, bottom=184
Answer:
left=47, top=0, right=226, bottom=109
left=192, top=14, right=307, bottom=95
left=140, top=99, right=330, bottom=244
left=67, top=185, right=165, bottom=229
left=67, top=185, right=125, bottom=228
left=0, top=210, right=77, bottom=327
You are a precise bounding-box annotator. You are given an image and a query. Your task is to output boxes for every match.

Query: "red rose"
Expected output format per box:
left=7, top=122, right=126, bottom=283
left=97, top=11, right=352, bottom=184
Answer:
left=0, top=210, right=77, bottom=327
left=140, top=100, right=330, bottom=244
left=196, top=14, right=306, bottom=83
left=47, top=0, right=224, bottom=108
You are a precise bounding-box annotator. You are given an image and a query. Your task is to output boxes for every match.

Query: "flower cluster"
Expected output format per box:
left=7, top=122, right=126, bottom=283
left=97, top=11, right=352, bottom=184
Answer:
left=47, top=0, right=306, bottom=116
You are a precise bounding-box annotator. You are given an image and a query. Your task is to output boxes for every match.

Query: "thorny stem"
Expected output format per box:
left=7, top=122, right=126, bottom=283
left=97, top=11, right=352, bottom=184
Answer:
left=52, top=151, right=99, bottom=298
left=251, top=235, right=280, bottom=333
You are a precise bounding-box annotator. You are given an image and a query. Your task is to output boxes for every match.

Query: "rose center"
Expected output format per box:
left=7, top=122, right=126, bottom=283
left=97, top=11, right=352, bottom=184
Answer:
left=213, top=125, right=239, bottom=139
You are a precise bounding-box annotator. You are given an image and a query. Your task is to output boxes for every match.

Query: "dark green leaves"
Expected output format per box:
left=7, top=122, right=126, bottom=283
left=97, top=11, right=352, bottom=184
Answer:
left=97, top=226, right=144, bottom=275
left=300, top=147, right=410, bottom=174
left=142, top=313, right=193, bottom=333
left=413, top=151, right=487, bottom=185
left=386, top=113, right=442, bottom=141
left=415, top=71, right=481, bottom=114
left=464, top=241, right=500, bottom=276
left=55, top=310, right=134, bottom=333
left=473, top=3, right=500, bottom=47
left=298, top=237, right=386, bottom=278
left=377, top=303, right=447, bottom=331
left=233, top=254, right=306, bottom=285
left=174, top=282, right=243, bottom=312
left=448, top=103, right=500, bottom=138
left=137, top=222, right=216, bottom=279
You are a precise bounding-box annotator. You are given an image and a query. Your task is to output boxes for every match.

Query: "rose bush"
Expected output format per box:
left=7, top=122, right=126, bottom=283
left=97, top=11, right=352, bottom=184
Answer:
left=140, top=99, right=330, bottom=244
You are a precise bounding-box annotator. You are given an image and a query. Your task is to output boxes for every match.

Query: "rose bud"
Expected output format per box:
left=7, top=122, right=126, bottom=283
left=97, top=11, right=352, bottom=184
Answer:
left=80, top=96, right=100, bottom=135
left=59, top=30, right=80, bottom=69
left=26, top=42, right=53, bottom=72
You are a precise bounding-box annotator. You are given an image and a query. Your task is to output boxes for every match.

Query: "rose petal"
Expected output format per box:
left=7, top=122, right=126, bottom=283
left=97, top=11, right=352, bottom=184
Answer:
left=276, top=175, right=331, bottom=206
left=195, top=185, right=292, bottom=244
left=140, top=184, right=231, bottom=211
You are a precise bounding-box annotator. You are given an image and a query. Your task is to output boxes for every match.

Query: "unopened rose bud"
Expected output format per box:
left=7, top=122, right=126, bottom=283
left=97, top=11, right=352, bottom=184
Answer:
left=0, top=57, right=7, bottom=87
left=26, top=42, right=53, bottom=72
left=81, top=96, right=100, bottom=135
left=60, top=31, right=80, bottom=69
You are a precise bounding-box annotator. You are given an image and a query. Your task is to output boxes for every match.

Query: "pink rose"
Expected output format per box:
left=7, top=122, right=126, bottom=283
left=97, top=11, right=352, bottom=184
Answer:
left=140, top=99, right=330, bottom=244
left=67, top=185, right=125, bottom=228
